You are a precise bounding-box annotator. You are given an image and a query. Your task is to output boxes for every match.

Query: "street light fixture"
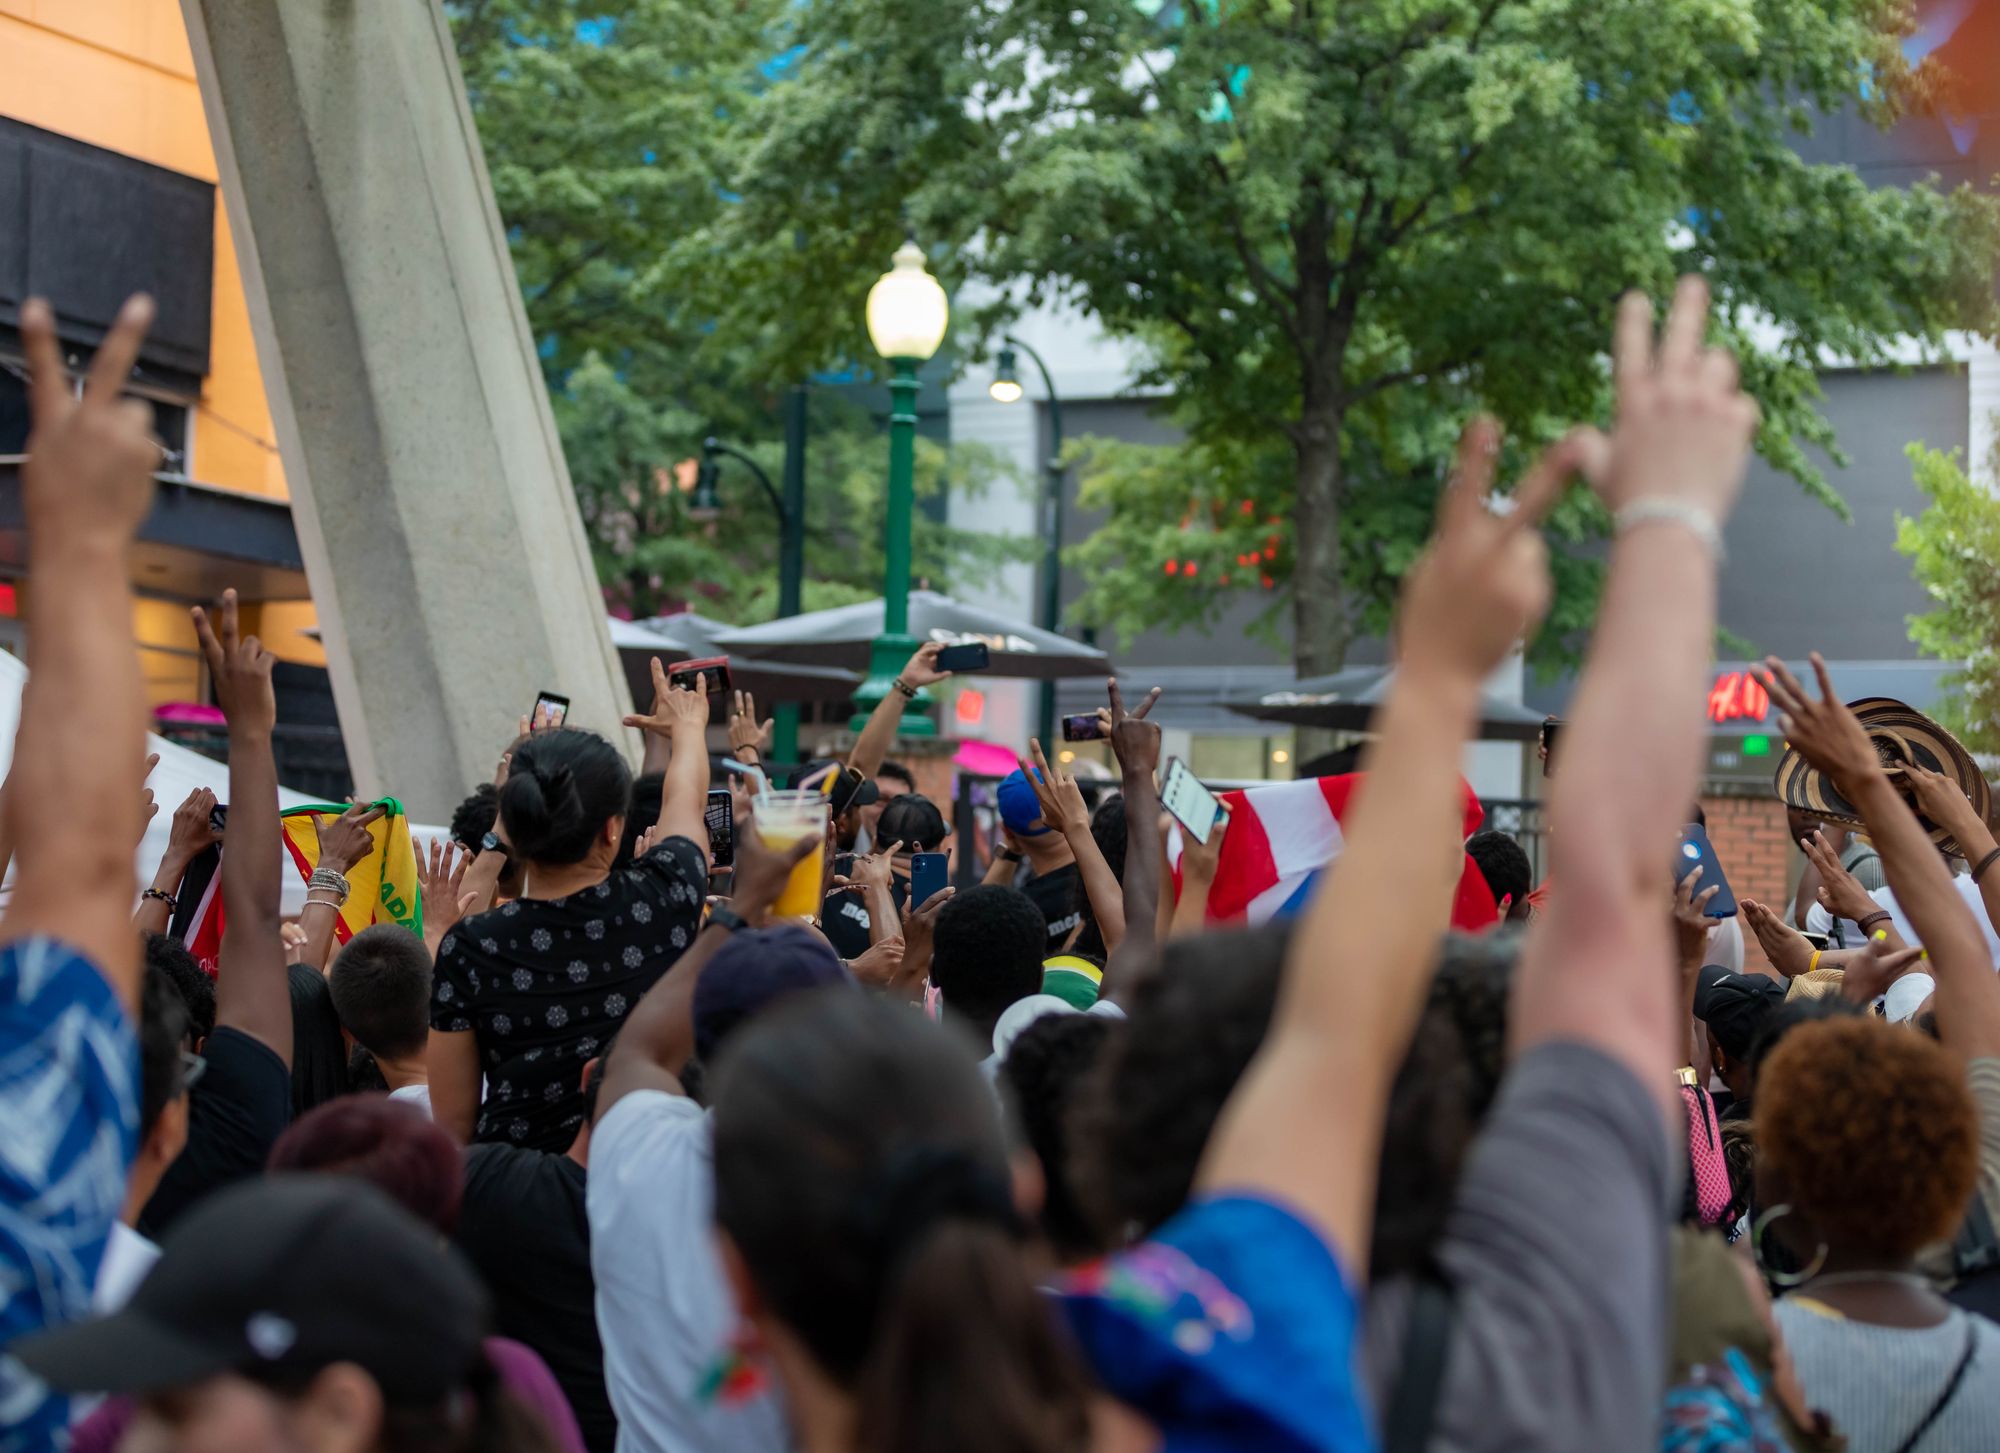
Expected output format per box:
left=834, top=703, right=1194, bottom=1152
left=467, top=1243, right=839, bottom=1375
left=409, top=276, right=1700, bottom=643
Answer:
left=985, top=334, right=1066, bottom=747
left=850, top=240, right=949, bottom=735
left=989, top=347, right=1025, bottom=404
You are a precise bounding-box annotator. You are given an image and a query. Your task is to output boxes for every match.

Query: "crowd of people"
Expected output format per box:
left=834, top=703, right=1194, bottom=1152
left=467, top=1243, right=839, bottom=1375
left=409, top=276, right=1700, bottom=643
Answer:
left=5, top=275, right=2000, bottom=1453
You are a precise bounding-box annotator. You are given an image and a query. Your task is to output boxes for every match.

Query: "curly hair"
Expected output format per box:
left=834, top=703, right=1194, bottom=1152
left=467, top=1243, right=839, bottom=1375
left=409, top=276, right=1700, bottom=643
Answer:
left=999, top=1011, right=1119, bottom=1263
left=1069, top=921, right=1513, bottom=1278
left=1756, top=1016, right=1979, bottom=1261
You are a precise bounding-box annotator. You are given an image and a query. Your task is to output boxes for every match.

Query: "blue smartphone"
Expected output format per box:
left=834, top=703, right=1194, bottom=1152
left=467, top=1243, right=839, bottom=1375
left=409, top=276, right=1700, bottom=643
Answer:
left=910, top=852, right=949, bottom=910
left=1675, top=824, right=1738, bottom=919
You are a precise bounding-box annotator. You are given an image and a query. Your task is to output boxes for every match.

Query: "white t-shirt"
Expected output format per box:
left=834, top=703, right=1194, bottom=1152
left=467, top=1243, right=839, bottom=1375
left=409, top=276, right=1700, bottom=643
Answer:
left=92, top=1221, right=160, bottom=1313
left=1806, top=878, right=2000, bottom=968
left=388, top=1082, right=433, bottom=1117
left=587, top=1090, right=789, bottom=1453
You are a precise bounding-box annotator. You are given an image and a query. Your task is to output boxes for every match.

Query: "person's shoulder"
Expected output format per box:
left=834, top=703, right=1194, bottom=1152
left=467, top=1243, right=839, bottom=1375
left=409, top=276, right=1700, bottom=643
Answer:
left=627, top=836, right=708, bottom=897
left=202, top=1024, right=289, bottom=1080
left=0, top=936, right=127, bottom=1032
left=592, top=1088, right=705, bottom=1167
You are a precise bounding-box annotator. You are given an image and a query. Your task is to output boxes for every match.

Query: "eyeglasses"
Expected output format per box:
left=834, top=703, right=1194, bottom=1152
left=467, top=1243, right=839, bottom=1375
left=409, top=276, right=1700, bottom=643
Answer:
left=178, top=1050, right=207, bottom=1093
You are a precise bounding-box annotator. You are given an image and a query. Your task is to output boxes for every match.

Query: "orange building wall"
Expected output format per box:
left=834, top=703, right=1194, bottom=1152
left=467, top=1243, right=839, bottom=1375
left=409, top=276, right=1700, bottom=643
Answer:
left=0, top=0, right=324, bottom=670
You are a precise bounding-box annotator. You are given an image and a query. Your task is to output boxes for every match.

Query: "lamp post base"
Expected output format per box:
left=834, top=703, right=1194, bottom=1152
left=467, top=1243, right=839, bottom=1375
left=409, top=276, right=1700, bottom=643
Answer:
left=848, top=633, right=937, bottom=736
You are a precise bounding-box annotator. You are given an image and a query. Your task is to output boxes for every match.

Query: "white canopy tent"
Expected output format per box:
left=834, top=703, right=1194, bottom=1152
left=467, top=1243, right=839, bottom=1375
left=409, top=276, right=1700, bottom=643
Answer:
left=0, top=650, right=449, bottom=917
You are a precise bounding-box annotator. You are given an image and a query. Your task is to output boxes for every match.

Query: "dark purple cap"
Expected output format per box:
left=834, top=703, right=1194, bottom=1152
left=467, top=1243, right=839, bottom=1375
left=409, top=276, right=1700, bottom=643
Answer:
left=693, top=923, right=853, bottom=1063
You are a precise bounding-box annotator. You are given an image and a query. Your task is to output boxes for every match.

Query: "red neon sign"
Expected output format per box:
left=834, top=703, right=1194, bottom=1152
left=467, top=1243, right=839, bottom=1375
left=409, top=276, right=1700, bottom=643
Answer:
left=1707, top=671, right=1771, bottom=725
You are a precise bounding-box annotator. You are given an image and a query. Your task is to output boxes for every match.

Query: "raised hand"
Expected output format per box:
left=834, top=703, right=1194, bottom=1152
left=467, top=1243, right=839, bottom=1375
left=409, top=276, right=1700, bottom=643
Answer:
left=1023, top=741, right=1091, bottom=838
left=1398, top=417, right=1584, bottom=687
left=1671, top=865, right=1721, bottom=971
left=315, top=801, right=385, bottom=876
left=623, top=657, right=709, bottom=737
left=20, top=294, right=161, bottom=547
left=1760, top=655, right=1879, bottom=793
left=1803, top=830, right=1879, bottom=926
left=1181, top=803, right=1231, bottom=885
left=164, top=785, right=223, bottom=866
left=1740, top=898, right=1814, bottom=979
left=1841, top=933, right=1927, bottom=1006
left=1107, top=678, right=1162, bottom=779
left=846, top=934, right=908, bottom=990
left=899, top=641, right=949, bottom=689
left=139, top=752, right=162, bottom=842
left=418, top=837, right=479, bottom=945
left=191, top=588, right=276, bottom=737
left=728, top=690, right=773, bottom=758
left=831, top=841, right=902, bottom=898
left=1596, top=276, right=1759, bottom=518
left=1904, top=763, right=1992, bottom=850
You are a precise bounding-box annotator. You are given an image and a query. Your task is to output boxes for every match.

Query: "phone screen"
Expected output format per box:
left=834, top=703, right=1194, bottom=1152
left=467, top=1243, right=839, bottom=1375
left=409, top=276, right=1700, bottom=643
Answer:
left=933, top=642, right=991, bottom=673
left=667, top=658, right=732, bottom=696
left=705, top=789, right=734, bottom=868
left=911, top=852, right=949, bottom=909
left=1061, top=713, right=1105, bottom=743
left=532, top=692, right=570, bottom=731
left=1160, top=757, right=1222, bottom=845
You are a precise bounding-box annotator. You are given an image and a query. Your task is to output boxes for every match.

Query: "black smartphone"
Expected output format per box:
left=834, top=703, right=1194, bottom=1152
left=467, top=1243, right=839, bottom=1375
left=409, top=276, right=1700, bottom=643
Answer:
left=208, top=802, right=229, bottom=834
left=1160, top=756, right=1222, bottom=845
left=1675, top=824, right=1739, bottom=919
left=834, top=852, right=856, bottom=879
left=531, top=691, right=570, bottom=731
left=1061, top=712, right=1106, bottom=743
left=667, top=656, right=732, bottom=696
left=934, top=642, right=991, bottom=673
left=705, top=788, right=734, bottom=868
left=1539, top=718, right=1562, bottom=778
left=911, top=851, right=949, bottom=908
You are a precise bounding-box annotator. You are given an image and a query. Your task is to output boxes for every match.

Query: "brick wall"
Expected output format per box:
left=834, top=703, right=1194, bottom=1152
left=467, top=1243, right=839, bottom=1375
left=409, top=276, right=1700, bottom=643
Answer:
left=1700, top=790, right=1796, bottom=974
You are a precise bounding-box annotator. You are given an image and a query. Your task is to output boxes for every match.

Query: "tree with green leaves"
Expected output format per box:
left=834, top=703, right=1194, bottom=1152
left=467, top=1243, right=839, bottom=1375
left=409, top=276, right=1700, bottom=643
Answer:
left=1897, top=439, right=2000, bottom=753
left=671, top=0, right=2000, bottom=676
left=448, top=1, right=1031, bottom=621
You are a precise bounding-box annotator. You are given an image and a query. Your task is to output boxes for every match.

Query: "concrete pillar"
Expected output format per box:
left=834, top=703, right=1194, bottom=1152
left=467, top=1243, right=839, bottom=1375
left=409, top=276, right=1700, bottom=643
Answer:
left=178, top=0, right=630, bottom=820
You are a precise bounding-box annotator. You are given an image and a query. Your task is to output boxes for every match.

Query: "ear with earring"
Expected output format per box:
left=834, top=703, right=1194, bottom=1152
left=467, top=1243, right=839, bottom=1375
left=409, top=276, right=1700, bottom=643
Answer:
left=1752, top=1203, right=1829, bottom=1288
left=694, top=1322, right=769, bottom=1407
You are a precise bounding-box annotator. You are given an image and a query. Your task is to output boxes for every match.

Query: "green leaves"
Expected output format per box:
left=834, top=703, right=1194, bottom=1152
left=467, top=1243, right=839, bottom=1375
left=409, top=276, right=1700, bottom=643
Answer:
left=1896, top=441, right=2000, bottom=752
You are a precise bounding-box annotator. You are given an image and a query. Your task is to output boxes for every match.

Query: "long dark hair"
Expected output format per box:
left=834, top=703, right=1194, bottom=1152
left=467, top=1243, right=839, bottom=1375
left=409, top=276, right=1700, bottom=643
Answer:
left=501, top=728, right=632, bottom=866
left=289, top=962, right=351, bottom=1116
left=710, top=990, right=1091, bottom=1453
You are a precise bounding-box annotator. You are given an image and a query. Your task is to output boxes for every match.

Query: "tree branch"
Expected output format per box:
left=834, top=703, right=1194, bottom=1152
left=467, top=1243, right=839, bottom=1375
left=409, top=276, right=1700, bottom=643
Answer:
left=1203, top=153, right=1302, bottom=345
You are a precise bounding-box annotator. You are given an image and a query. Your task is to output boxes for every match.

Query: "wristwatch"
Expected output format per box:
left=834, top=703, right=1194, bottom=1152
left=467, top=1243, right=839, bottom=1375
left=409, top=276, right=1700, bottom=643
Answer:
left=481, top=831, right=507, bottom=856
left=998, top=848, right=1024, bottom=864
left=707, top=901, right=750, bottom=934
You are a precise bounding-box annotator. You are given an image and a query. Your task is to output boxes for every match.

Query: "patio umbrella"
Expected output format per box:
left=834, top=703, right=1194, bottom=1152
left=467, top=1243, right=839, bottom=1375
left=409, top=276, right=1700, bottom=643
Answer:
left=626, top=612, right=863, bottom=703
left=711, top=589, right=1110, bottom=680
left=1224, top=667, right=1545, bottom=742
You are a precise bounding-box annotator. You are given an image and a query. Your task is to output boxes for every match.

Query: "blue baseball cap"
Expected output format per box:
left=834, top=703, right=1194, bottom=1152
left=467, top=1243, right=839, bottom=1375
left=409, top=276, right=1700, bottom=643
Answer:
left=693, top=924, right=852, bottom=1062
left=997, top=769, right=1053, bottom=837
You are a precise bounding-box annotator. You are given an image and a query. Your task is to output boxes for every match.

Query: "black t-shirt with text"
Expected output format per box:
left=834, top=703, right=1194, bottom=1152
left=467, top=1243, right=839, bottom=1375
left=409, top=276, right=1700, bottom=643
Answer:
left=139, top=1025, right=291, bottom=1238
left=458, top=1143, right=616, bottom=1453
left=431, top=836, right=706, bottom=1152
left=1020, top=862, right=1084, bottom=952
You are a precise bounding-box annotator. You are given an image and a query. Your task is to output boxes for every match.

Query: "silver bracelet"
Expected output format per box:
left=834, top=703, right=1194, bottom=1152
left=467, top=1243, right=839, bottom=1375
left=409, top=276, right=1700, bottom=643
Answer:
left=307, top=867, right=351, bottom=905
left=1614, top=498, right=1725, bottom=564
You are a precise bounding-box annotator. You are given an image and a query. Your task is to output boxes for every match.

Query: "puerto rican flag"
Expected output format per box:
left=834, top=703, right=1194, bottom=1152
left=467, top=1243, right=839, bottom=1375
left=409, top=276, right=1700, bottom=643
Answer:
left=1170, top=774, right=1499, bottom=932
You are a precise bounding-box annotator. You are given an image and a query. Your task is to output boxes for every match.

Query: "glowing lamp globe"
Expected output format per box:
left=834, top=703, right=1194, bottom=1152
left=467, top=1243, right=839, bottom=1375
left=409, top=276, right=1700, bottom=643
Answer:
left=865, top=241, right=949, bottom=362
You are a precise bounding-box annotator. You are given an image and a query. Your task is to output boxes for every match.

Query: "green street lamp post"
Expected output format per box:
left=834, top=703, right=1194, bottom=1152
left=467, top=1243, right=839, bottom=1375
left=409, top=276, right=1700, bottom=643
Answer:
left=989, top=337, right=1065, bottom=748
left=849, top=240, right=949, bottom=734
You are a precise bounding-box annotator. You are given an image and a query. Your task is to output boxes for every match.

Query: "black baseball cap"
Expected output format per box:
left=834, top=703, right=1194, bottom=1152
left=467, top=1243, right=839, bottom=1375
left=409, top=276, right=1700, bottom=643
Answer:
left=793, top=759, right=879, bottom=816
left=1693, top=964, right=1787, bottom=1063
left=13, top=1175, right=488, bottom=1405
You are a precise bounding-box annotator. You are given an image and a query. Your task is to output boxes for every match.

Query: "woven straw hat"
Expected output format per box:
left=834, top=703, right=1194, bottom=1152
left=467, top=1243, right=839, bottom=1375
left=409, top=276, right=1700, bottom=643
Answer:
left=1773, top=697, right=1991, bottom=857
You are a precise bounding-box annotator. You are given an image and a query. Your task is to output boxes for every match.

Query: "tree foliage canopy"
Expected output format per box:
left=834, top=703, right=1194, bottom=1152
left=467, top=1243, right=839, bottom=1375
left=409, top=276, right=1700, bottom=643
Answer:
left=1896, top=441, right=2000, bottom=754
left=449, top=0, right=1031, bottom=622
left=641, top=0, right=2000, bottom=673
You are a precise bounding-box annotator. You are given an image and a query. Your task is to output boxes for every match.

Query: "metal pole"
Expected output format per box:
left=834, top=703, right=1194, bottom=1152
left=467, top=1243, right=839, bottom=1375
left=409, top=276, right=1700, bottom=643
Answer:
left=773, top=384, right=808, bottom=763
left=1003, top=336, right=1066, bottom=749
left=849, top=358, right=933, bottom=733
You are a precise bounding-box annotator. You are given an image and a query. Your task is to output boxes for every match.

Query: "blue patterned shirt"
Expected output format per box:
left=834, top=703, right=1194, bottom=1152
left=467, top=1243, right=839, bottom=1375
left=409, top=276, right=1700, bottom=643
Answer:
left=0, top=939, right=138, bottom=1452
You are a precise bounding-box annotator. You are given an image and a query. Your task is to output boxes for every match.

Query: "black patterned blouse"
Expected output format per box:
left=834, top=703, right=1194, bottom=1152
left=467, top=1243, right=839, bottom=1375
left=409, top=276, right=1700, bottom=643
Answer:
left=430, top=835, right=706, bottom=1151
